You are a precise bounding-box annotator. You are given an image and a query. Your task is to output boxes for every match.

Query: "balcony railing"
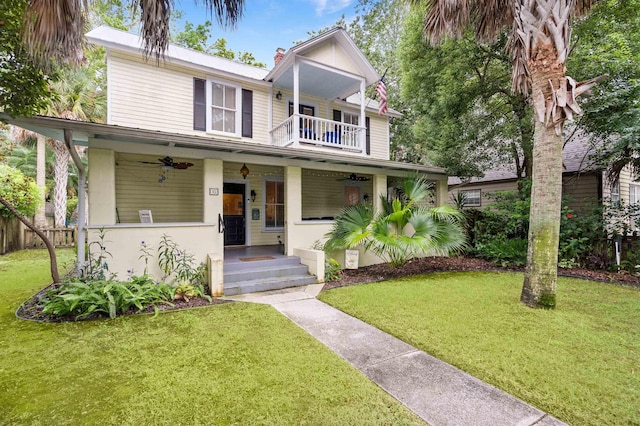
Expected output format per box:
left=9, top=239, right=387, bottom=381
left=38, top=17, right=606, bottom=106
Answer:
left=270, top=114, right=365, bottom=153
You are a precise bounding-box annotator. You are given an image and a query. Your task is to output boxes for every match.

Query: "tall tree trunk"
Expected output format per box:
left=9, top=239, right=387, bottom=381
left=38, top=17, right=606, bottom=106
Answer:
left=34, top=134, right=47, bottom=227
left=52, top=139, right=69, bottom=228
left=521, top=44, right=565, bottom=309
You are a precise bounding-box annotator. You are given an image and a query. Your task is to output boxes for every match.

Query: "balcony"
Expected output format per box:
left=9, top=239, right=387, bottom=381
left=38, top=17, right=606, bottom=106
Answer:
left=271, top=114, right=365, bottom=153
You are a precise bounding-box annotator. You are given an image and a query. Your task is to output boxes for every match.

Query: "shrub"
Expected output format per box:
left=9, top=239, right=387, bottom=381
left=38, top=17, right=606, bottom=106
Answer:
left=325, top=258, right=342, bottom=282
left=476, top=238, right=528, bottom=267
left=42, top=276, right=175, bottom=319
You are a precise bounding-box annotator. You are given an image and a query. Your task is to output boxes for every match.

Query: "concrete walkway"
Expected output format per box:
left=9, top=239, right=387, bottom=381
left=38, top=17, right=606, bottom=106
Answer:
left=226, top=286, right=567, bottom=426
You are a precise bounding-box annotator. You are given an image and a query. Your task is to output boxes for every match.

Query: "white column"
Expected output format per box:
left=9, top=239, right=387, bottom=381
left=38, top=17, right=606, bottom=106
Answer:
left=284, top=166, right=302, bottom=256
left=293, top=59, right=300, bottom=147
left=204, top=158, right=225, bottom=296
left=373, top=174, right=387, bottom=212
left=435, top=178, right=449, bottom=207
left=87, top=148, right=116, bottom=225
left=360, top=79, right=366, bottom=155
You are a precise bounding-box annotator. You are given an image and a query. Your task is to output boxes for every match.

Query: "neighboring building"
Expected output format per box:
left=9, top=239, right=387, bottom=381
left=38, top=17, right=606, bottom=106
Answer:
left=448, top=134, right=637, bottom=216
left=6, top=26, right=449, bottom=295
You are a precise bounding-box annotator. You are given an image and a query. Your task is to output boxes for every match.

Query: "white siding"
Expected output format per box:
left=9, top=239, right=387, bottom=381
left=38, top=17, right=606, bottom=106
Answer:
left=115, top=153, right=203, bottom=223
left=108, top=51, right=270, bottom=144
left=302, top=42, right=359, bottom=75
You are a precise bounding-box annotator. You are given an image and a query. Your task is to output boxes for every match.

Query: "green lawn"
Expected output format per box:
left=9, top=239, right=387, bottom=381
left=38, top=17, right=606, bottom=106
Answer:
left=0, top=250, right=421, bottom=425
left=319, top=272, right=640, bottom=426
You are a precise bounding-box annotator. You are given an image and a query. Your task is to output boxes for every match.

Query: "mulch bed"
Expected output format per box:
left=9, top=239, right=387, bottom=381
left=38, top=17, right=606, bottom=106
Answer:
left=323, top=256, right=640, bottom=290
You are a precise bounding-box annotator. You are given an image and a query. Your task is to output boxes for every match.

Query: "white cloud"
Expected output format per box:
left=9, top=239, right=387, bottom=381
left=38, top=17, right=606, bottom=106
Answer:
left=311, top=0, right=352, bottom=16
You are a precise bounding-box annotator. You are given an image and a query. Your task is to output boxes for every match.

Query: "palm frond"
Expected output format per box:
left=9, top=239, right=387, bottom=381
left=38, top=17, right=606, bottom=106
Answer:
left=473, top=0, right=514, bottom=42
left=423, top=0, right=471, bottom=45
left=23, top=0, right=87, bottom=68
left=323, top=203, right=374, bottom=252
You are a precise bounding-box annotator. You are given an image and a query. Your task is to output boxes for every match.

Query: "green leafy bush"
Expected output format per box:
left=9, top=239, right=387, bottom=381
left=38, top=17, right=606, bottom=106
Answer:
left=324, top=257, right=343, bottom=282
left=476, top=238, right=528, bottom=267
left=42, top=276, right=175, bottom=319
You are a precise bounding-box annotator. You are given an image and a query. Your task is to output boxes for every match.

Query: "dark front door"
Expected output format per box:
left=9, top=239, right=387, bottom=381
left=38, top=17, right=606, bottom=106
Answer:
left=223, top=183, right=246, bottom=246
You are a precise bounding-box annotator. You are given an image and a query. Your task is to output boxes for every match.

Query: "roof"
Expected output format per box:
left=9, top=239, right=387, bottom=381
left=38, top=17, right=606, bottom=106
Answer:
left=448, top=132, right=600, bottom=186
left=86, top=26, right=270, bottom=81
left=87, top=25, right=398, bottom=117
left=3, top=115, right=446, bottom=178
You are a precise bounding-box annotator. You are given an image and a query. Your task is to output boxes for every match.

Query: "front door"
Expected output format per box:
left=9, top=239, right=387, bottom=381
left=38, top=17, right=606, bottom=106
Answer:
left=223, top=183, right=246, bottom=246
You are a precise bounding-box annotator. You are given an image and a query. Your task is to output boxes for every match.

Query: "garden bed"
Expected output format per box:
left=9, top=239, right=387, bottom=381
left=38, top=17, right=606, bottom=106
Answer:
left=16, top=281, right=230, bottom=322
left=324, top=256, right=640, bottom=290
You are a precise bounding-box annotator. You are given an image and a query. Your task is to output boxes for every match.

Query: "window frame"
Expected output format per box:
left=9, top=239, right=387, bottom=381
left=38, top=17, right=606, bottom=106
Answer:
left=206, top=76, right=242, bottom=137
left=263, top=178, right=285, bottom=232
left=461, top=189, right=481, bottom=207
left=611, top=180, right=621, bottom=206
left=342, top=110, right=359, bottom=126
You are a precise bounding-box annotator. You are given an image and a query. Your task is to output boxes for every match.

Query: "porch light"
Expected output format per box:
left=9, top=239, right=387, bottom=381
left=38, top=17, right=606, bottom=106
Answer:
left=240, top=163, right=250, bottom=179
left=275, top=91, right=282, bottom=100
left=250, top=189, right=257, bottom=202
left=364, top=193, right=370, bottom=202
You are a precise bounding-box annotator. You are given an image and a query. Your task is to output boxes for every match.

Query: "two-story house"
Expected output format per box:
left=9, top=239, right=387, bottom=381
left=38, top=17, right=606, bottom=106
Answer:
left=8, top=26, right=450, bottom=295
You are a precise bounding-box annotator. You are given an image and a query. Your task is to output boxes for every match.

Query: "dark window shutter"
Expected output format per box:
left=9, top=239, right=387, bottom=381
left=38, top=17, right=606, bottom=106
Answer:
left=193, top=78, right=206, bottom=131
left=333, top=109, right=342, bottom=122
left=242, top=89, right=253, bottom=138
left=365, top=117, right=370, bottom=155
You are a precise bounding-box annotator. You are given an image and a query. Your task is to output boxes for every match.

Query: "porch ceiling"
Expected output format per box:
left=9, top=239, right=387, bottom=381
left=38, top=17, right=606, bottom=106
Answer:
left=273, top=61, right=361, bottom=99
left=2, top=114, right=447, bottom=178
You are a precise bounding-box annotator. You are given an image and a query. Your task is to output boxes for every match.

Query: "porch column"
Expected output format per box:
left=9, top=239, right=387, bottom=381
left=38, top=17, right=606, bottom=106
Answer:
left=284, top=166, right=302, bottom=256
left=88, top=148, right=116, bottom=225
left=204, top=158, right=225, bottom=296
left=293, top=59, right=300, bottom=147
left=360, top=79, right=366, bottom=155
left=435, top=178, right=449, bottom=207
left=372, top=174, right=387, bottom=212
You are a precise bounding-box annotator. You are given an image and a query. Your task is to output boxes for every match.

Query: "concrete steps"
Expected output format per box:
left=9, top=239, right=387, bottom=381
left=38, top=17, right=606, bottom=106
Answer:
left=223, top=256, right=317, bottom=296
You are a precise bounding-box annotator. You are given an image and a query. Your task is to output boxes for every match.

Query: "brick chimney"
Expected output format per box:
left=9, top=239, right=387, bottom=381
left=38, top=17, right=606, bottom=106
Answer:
left=274, top=48, right=285, bottom=66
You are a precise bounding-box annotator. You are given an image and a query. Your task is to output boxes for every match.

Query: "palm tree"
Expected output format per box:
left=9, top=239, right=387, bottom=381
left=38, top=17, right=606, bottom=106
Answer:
left=414, top=0, right=605, bottom=308
left=325, top=177, right=466, bottom=267
left=43, top=67, right=106, bottom=227
left=22, top=0, right=244, bottom=66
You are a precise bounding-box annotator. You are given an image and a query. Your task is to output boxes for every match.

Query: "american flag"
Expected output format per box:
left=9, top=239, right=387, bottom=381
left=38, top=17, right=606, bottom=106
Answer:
left=375, top=79, right=388, bottom=116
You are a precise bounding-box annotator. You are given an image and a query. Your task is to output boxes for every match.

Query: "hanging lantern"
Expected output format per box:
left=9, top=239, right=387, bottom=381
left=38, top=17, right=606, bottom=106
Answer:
left=240, top=163, right=250, bottom=179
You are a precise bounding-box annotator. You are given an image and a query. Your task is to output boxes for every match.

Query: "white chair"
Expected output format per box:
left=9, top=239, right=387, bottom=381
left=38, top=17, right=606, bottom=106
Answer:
left=138, top=210, right=153, bottom=223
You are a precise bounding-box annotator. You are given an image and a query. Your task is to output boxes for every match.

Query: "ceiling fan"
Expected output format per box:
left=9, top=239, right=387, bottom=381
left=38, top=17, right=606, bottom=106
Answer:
left=140, top=156, right=194, bottom=169
left=337, top=173, right=371, bottom=181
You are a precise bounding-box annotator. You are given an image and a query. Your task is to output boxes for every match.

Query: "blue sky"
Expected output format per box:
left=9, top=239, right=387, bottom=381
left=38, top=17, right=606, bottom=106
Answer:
left=176, top=0, right=357, bottom=66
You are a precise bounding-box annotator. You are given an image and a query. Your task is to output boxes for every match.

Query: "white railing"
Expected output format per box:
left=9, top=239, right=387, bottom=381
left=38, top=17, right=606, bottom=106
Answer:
left=270, top=114, right=365, bottom=152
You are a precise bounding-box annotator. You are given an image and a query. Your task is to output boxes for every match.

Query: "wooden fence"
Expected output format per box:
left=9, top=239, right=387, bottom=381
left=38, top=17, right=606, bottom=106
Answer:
left=0, top=216, right=23, bottom=255
left=23, top=227, right=76, bottom=249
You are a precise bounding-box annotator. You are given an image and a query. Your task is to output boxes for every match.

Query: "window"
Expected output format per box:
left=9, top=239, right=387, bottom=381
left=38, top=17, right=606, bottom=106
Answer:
left=208, top=79, right=239, bottom=134
left=193, top=78, right=253, bottom=137
left=631, top=184, right=640, bottom=205
left=343, top=111, right=359, bottom=126
left=264, top=179, right=284, bottom=231
left=611, top=181, right=620, bottom=206
left=344, top=186, right=361, bottom=206
left=461, top=189, right=481, bottom=207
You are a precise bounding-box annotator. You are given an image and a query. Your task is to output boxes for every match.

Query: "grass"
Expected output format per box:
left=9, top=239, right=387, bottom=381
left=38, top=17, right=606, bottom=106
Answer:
left=318, top=272, right=640, bottom=425
left=0, top=249, right=421, bottom=425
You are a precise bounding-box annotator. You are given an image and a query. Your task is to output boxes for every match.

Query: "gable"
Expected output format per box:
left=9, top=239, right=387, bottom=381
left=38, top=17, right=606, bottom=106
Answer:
left=300, top=41, right=359, bottom=75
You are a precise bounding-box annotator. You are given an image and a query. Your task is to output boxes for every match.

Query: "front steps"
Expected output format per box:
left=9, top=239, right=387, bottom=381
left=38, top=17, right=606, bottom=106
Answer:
left=223, top=256, right=318, bottom=296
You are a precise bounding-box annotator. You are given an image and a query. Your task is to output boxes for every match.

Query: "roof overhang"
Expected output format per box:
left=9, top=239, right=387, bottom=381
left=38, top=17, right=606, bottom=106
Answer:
left=2, top=115, right=446, bottom=178
left=264, top=27, right=380, bottom=100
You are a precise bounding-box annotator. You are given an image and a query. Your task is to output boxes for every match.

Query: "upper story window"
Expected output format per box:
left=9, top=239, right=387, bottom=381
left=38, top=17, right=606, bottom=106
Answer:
left=208, top=78, right=240, bottom=135
left=193, top=78, right=252, bottom=138
left=343, top=111, right=359, bottom=126
left=631, top=184, right=640, bottom=205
